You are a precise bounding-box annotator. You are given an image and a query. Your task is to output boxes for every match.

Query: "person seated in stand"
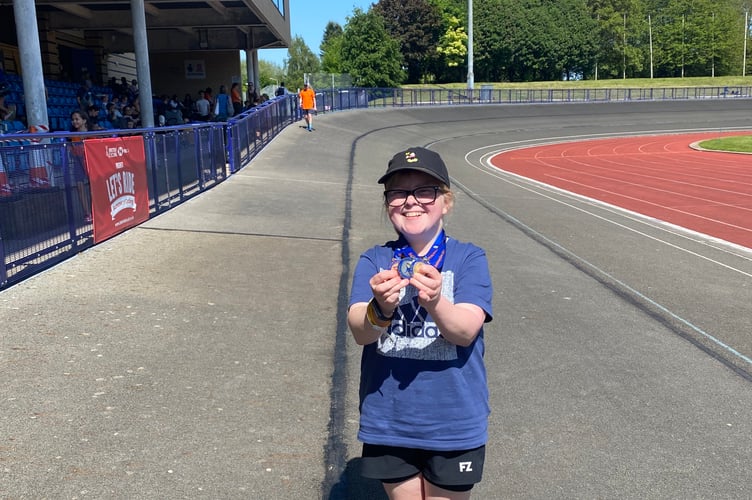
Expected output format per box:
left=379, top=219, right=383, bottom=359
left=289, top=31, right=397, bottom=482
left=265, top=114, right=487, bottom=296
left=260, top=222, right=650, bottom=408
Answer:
left=182, top=93, right=194, bottom=115
left=87, top=105, right=108, bottom=130
left=120, top=105, right=138, bottom=128
left=130, top=98, right=142, bottom=126
left=106, top=102, right=122, bottom=128
left=127, top=79, right=139, bottom=102
left=164, top=100, right=184, bottom=125
left=76, top=80, right=94, bottom=111
left=0, top=90, right=16, bottom=121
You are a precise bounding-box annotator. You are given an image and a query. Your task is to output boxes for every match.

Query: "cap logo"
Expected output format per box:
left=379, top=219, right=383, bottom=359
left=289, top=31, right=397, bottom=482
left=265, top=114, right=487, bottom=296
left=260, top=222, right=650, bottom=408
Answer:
left=405, top=151, right=418, bottom=163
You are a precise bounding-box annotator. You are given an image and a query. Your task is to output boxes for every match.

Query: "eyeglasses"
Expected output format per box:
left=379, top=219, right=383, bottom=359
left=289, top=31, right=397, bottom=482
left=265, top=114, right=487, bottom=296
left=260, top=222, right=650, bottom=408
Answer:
left=384, top=186, right=441, bottom=207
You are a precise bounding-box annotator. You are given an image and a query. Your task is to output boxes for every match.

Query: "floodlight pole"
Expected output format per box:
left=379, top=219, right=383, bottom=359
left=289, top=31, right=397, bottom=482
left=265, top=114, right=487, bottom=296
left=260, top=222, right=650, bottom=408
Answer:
left=467, top=0, right=474, bottom=90
left=744, top=10, right=749, bottom=77
left=649, top=14, right=654, bottom=79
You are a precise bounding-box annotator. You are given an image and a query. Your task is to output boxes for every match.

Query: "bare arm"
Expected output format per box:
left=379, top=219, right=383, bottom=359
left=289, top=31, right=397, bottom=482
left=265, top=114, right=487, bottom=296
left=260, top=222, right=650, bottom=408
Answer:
left=347, top=267, right=407, bottom=345
left=410, top=263, right=486, bottom=347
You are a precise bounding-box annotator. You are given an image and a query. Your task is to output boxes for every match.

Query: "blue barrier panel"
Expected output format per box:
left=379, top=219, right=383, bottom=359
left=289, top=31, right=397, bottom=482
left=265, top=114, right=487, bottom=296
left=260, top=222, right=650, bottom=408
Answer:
left=0, top=232, right=6, bottom=288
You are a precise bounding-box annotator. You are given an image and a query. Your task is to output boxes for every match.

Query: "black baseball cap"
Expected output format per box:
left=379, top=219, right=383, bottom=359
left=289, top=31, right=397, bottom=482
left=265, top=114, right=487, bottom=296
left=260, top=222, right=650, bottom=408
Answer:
left=378, top=147, right=450, bottom=187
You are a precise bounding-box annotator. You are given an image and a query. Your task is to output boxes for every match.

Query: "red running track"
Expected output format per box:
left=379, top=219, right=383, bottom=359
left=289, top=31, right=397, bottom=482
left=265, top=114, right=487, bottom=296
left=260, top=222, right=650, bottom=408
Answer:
left=490, top=132, right=752, bottom=249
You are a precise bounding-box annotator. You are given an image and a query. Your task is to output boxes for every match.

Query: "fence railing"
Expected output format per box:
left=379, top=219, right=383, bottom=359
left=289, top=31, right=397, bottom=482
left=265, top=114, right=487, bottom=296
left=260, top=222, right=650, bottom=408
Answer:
left=306, top=85, right=752, bottom=112
left=0, top=97, right=295, bottom=288
left=2, top=85, right=752, bottom=289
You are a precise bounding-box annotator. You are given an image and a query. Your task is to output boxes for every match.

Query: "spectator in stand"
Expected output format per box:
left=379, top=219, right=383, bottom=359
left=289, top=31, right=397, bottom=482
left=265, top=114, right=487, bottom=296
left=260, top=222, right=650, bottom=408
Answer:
left=214, top=85, right=232, bottom=121
left=247, top=83, right=259, bottom=106
left=87, top=105, right=106, bottom=130
left=164, top=100, right=184, bottom=125
left=69, top=110, right=92, bottom=223
left=76, top=80, right=94, bottom=111
left=99, top=93, right=110, bottom=111
left=127, top=79, right=139, bottom=101
left=106, top=102, right=122, bottom=127
left=107, top=76, right=119, bottom=95
left=0, top=90, right=16, bottom=121
left=182, top=93, right=194, bottom=115
left=111, top=95, right=122, bottom=112
left=230, top=82, right=243, bottom=116
left=154, top=94, right=169, bottom=125
left=204, top=87, right=214, bottom=110
left=131, top=98, right=142, bottom=124
left=194, top=90, right=211, bottom=121
left=121, top=105, right=138, bottom=128
left=275, top=82, right=287, bottom=97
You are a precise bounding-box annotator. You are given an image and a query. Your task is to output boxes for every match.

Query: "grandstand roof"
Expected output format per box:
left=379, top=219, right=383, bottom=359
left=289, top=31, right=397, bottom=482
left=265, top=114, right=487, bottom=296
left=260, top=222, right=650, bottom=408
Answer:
left=35, top=0, right=290, bottom=53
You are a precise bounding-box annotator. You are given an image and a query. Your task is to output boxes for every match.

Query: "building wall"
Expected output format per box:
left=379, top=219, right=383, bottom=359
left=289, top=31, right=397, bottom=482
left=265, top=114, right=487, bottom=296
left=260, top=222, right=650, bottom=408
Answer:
left=148, top=51, right=241, bottom=100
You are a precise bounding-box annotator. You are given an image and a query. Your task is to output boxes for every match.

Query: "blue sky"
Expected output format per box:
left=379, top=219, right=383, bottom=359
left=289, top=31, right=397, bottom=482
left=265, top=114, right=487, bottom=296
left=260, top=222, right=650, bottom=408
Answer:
left=258, top=0, right=375, bottom=67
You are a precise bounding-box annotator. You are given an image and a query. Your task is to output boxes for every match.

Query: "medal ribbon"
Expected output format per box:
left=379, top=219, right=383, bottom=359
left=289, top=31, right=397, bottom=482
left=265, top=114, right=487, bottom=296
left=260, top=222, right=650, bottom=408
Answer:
left=392, top=229, right=447, bottom=272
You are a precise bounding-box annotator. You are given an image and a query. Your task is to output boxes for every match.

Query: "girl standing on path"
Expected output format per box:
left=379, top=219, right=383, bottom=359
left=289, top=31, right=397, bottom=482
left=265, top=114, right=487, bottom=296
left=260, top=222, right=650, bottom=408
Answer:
left=348, top=147, right=494, bottom=500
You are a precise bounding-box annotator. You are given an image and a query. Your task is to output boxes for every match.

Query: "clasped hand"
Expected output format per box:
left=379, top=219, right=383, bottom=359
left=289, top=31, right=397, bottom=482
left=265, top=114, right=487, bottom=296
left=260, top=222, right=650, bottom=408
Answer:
left=369, top=263, right=443, bottom=314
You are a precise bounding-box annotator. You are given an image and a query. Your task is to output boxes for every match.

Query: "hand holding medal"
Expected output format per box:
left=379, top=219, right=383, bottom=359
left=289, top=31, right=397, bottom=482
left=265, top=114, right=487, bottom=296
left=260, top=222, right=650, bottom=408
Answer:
left=396, top=257, right=425, bottom=279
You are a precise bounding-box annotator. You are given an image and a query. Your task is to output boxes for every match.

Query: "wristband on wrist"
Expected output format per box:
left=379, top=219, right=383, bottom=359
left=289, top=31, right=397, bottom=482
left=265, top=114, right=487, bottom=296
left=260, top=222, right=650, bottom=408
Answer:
left=370, top=298, right=394, bottom=322
left=366, top=299, right=392, bottom=329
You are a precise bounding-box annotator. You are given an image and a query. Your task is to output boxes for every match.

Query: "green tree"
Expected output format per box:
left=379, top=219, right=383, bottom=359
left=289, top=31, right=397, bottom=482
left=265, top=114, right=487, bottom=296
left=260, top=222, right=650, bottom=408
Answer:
left=436, top=15, right=468, bottom=82
left=340, top=8, right=405, bottom=87
left=647, top=0, right=742, bottom=77
left=374, top=0, right=444, bottom=83
left=548, top=0, right=600, bottom=79
left=284, top=35, right=321, bottom=89
left=474, top=0, right=519, bottom=81
left=320, top=22, right=344, bottom=73
left=588, top=0, right=647, bottom=79
left=258, top=59, right=284, bottom=89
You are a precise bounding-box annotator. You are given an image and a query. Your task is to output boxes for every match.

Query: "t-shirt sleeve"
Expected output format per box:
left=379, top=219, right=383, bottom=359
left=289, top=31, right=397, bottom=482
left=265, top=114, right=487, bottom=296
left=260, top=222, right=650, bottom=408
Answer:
left=454, top=243, right=494, bottom=323
left=349, top=248, right=379, bottom=307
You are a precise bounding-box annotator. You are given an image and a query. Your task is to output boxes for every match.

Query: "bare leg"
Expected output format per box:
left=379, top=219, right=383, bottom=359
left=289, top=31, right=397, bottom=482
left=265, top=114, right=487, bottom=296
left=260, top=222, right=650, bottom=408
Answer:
left=383, top=474, right=424, bottom=499
left=383, top=474, right=473, bottom=500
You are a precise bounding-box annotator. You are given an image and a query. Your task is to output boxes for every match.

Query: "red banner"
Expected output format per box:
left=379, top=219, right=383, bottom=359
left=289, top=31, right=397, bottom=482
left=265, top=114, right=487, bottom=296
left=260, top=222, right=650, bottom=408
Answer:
left=83, top=136, right=149, bottom=243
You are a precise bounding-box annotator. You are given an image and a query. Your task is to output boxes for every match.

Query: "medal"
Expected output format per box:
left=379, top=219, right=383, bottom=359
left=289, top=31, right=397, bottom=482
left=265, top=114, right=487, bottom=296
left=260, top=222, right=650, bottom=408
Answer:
left=392, top=230, right=446, bottom=278
left=397, top=257, right=424, bottom=278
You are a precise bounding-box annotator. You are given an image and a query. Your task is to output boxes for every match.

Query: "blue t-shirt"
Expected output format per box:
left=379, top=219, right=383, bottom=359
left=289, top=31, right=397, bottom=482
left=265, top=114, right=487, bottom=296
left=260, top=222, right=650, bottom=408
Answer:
left=349, top=236, right=493, bottom=451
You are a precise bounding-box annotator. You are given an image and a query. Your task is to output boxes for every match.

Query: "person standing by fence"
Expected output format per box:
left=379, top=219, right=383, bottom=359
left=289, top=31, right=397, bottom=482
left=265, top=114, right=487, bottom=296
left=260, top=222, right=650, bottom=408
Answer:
left=298, top=83, right=316, bottom=132
left=69, top=110, right=92, bottom=223
left=230, top=82, right=242, bottom=117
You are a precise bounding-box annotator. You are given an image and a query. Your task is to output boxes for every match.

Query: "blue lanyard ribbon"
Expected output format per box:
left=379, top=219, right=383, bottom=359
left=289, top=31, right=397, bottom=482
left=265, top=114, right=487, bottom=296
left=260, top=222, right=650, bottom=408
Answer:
left=392, top=229, right=447, bottom=274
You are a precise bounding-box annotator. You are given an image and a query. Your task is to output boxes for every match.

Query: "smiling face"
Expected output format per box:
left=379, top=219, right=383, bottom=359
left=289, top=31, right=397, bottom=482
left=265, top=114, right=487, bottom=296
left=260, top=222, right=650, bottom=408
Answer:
left=70, top=112, right=87, bottom=131
left=385, top=171, right=453, bottom=254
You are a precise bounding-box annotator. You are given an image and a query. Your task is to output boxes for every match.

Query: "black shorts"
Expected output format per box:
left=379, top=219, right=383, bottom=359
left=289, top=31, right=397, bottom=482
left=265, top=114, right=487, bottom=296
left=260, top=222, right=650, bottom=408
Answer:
left=360, top=444, right=485, bottom=492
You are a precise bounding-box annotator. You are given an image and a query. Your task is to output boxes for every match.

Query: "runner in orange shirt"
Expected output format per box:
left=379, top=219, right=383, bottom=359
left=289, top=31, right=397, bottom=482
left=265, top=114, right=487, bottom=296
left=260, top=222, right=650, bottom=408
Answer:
left=298, top=83, right=317, bottom=131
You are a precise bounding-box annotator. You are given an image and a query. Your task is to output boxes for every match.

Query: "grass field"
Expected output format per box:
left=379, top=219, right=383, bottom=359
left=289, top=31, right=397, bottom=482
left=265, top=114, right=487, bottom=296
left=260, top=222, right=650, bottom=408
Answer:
left=404, top=76, right=752, bottom=90
left=698, top=135, right=752, bottom=153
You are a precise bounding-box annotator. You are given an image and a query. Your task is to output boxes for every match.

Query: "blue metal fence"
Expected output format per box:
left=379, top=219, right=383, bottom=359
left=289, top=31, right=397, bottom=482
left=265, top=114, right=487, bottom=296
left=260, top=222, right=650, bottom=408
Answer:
left=303, top=85, right=752, bottom=110
left=0, top=96, right=299, bottom=288
left=2, top=85, right=752, bottom=289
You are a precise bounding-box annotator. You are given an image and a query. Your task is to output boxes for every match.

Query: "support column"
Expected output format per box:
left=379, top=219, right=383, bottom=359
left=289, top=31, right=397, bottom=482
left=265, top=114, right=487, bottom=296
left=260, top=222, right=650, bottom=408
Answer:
left=131, top=0, right=154, bottom=127
left=12, top=0, right=48, bottom=128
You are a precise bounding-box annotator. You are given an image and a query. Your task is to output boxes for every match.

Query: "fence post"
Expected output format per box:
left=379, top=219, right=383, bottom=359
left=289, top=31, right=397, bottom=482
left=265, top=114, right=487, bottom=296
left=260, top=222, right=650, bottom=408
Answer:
left=0, top=231, right=6, bottom=288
